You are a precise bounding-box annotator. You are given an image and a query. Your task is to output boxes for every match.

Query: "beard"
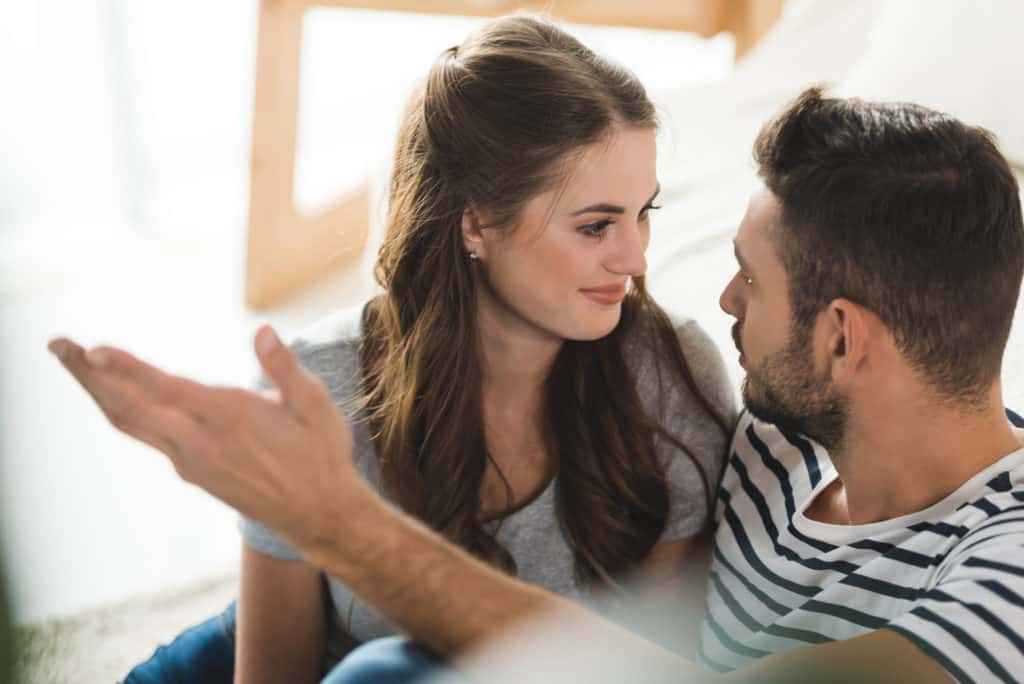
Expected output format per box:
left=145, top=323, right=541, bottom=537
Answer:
left=738, top=322, right=848, bottom=452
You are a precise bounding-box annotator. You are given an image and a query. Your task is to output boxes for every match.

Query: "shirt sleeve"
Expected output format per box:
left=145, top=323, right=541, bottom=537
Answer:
left=236, top=363, right=306, bottom=561
left=884, top=526, right=1024, bottom=683
left=236, top=303, right=369, bottom=562
left=239, top=516, right=304, bottom=561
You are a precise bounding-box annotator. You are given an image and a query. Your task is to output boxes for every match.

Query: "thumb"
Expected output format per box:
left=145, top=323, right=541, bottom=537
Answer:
left=254, top=325, right=325, bottom=417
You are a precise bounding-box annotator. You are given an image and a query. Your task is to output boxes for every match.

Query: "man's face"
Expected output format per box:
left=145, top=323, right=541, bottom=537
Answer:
left=719, top=188, right=847, bottom=451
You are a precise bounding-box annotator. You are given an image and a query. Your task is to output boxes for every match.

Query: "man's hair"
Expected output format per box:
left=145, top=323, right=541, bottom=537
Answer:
left=754, top=86, right=1024, bottom=405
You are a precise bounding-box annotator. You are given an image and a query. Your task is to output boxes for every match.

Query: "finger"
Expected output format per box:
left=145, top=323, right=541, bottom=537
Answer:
left=50, top=339, right=209, bottom=460
left=69, top=341, right=221, bottom=421
left=50, top=337, right=238, bottom=439
left=49, top=337, right=114, bottom=409
left=253, top=325, right=328, bottom=419
left=119, top=398, right=210, bottom=472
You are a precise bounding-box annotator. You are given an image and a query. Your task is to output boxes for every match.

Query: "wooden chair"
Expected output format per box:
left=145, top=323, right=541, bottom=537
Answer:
left=245, top=0, right=782, bottom=309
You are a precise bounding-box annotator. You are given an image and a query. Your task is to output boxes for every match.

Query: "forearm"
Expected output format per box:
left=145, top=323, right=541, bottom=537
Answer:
left=298, top=481, right=559, bottom=656
left=235, top=546, right=327, bottom=684
left=47, top=332, right=950, bottom=683
left=720, top=630, right=950, bottom=684
left=622, top=534, right=713, bottom=656
left=302, top=486, right=713, bottom=680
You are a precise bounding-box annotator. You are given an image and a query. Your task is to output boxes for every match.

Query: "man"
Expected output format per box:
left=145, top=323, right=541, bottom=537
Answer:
left=699, top=87, right=1024, bottom=682
left=50, top=88, right=1024, bottom=682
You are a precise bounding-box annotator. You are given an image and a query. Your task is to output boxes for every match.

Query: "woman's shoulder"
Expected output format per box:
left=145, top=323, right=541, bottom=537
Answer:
left=283, top=302, right=369, bottom=375
left=626, top=306, right=720, bottom=372
left=245, top=302, right=370, bottom=400
left=289, top=302, right=367, bottom=352
left=661, top=308, right=717, bottom=357
left=628, top=304, right=737, bottom=426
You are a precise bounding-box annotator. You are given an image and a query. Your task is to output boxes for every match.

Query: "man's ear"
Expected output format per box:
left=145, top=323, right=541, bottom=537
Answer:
left=461, top=205, right=487, bottom=261
left=824, top=298, right=870, bottom=383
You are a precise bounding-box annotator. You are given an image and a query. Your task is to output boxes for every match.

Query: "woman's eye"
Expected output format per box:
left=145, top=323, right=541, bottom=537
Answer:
left=578, top=219, right=613, bottom=238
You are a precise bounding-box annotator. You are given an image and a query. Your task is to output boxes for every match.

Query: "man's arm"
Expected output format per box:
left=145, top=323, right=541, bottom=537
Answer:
left=47, top=330, right=956, bottom=682
left=724, top=630, right=948, bottom=684
left=303, top=479, right=553, bottom=654
left=303, top=482, right=950, bottom=683
left=302, top=480, right=708, bottom=679
left=624, top=534, right=714, bottom=655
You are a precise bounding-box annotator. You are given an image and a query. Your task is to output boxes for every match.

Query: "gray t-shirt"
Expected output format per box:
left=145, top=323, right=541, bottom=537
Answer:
left=241, top=302, right=735, bottom=642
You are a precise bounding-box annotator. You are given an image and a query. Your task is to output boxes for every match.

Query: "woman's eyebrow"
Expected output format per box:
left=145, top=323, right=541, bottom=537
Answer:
left=570, top=184, right=661, bottom=216
left=571, top=202, right=624, bottom=216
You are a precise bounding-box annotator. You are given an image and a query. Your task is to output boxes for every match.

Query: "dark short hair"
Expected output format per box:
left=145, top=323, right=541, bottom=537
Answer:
left=755, top=87, right=1024, bottom=404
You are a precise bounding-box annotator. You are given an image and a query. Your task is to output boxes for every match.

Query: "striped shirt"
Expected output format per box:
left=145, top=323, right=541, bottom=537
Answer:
left=699, top=410, right=1024, bottom=683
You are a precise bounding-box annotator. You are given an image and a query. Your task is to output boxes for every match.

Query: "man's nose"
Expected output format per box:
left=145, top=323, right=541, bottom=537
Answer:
left=720, top=272, right=745, bottom=318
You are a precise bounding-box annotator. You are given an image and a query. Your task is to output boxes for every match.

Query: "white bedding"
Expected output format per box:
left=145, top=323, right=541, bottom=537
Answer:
left=646, top=0, right=1024, bottom=411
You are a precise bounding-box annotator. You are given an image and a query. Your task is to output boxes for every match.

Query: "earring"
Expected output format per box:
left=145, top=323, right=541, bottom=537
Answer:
left=468, top=251, right=479, bottom=260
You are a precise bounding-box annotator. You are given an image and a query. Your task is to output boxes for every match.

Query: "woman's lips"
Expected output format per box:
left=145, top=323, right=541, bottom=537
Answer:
left=579, top=285, right=626, bottom=305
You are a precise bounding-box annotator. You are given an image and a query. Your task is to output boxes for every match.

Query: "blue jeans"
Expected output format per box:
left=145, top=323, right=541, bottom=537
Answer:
left=122, top=602, right=236, bottom=684
left=322, top=637, right=456, bottom=684
left=122, top=602, right=455, bottom=683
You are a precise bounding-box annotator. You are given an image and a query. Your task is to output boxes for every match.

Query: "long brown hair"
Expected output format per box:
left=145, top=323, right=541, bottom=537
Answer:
left=360, top=14, right=729, bottom=589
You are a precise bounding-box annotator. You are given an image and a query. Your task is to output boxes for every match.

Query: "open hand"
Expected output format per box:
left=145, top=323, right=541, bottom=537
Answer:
left=47, top=326, right=358, bottom=555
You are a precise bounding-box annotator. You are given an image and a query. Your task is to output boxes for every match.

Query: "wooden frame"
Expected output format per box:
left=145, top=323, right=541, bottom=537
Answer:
left=244, top=0, right=782, bottom=309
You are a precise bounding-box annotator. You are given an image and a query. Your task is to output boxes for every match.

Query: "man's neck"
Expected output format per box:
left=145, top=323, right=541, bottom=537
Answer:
left=829, top=386, right=1023, bottom=525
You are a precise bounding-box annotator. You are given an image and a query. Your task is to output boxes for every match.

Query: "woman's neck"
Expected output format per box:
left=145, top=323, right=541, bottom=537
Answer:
left=474, top=292, right=562, bottom=499
left=475, top=294, right=562, bottom=403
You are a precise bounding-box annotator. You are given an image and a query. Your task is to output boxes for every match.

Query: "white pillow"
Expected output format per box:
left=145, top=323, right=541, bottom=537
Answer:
left=835, top=0, right=1024, bottom=169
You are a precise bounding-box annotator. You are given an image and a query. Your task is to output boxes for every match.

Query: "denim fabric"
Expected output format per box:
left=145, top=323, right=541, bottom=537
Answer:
left=121, top=601, right=236, bottom=684
left=119, top=603, right=454, bottom=684
left=321, top=637, right=460, bottom=684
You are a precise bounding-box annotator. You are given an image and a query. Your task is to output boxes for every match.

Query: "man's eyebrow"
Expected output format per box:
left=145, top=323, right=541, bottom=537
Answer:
left=570, top=184, right=661, bottom=216
left=733, top=240, right=755, bottom=275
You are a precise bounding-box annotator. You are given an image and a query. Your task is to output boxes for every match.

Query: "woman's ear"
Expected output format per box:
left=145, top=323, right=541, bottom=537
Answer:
left=461, top=205, right=487, bottom=261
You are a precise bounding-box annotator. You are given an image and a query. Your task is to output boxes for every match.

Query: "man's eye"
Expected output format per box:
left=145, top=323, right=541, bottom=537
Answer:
left=578, top=220, right=613, bottom=237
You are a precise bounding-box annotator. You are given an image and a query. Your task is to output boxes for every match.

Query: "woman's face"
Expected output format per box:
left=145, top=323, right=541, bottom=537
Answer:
left=471, top=126, right=659, bottom=343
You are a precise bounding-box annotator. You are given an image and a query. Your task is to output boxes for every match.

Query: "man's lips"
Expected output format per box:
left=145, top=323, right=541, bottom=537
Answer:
left=580, top=284, right=626, bottom=305
left=732, top=322, right=745, bottom=367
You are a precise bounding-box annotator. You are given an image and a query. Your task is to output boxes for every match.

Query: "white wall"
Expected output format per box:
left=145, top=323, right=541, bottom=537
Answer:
left=0, top=227, right=378, bottom=624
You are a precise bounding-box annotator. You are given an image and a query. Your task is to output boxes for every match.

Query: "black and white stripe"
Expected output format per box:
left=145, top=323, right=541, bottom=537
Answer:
left=699, top=410, right=1024, bottom=683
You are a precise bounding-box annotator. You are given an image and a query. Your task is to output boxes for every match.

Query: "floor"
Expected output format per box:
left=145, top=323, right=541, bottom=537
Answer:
left=13, top=575, right=237, bottom=683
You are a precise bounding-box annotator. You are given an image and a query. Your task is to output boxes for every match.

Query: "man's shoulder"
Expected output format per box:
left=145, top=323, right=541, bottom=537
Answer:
left=937, top=440, right=1024, bottom=565
left=727, top=412, right=829, bottom=477
left=715, top=412, right=832, bottom=528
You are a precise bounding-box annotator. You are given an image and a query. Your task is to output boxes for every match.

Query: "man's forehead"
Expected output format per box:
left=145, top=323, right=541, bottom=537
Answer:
left=737, top=186, right=782, bottom=247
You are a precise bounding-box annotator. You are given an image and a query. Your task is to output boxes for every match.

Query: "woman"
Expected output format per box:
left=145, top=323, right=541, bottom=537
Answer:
left=71, top=13, right=735, bottom=683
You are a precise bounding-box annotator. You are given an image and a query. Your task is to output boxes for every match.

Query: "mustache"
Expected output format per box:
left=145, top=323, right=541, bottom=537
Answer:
left=731, top=322, right=743, bottom=355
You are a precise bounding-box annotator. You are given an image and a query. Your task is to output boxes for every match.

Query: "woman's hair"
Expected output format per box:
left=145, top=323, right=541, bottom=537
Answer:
left=360, top=13, right=729, bottom=588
